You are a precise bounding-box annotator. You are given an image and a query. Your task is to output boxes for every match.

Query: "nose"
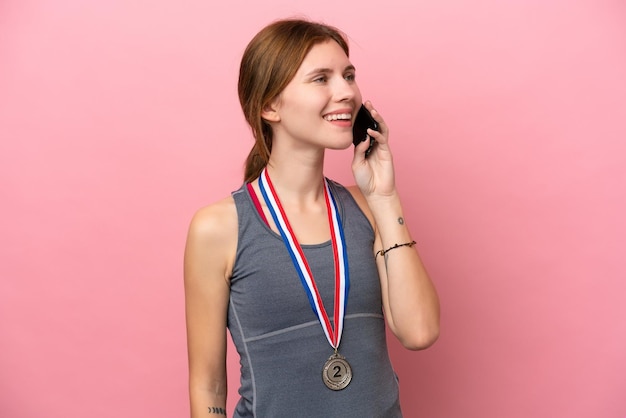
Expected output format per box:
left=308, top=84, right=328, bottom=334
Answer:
left=333, top=77, right=359, bottom=103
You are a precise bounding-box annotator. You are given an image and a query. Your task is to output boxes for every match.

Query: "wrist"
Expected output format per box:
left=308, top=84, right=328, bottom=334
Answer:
left=365, top=190, right=401, bottom=211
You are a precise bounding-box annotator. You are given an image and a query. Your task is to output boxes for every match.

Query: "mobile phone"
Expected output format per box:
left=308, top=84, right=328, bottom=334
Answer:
left=352, top=105, right=379, bottom=157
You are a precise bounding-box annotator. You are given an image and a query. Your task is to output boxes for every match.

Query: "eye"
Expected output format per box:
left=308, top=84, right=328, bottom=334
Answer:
left=313, top=75, right=327, bottom=83
left=344, top=72, right=356, bottom=82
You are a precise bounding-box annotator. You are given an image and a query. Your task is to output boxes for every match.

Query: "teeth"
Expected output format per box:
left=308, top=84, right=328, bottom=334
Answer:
left=324, top=113, right=351, bottom=121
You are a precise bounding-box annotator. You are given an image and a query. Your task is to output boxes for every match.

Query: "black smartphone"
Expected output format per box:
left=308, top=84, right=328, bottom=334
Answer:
left=352, top=105, right=379, bottom=157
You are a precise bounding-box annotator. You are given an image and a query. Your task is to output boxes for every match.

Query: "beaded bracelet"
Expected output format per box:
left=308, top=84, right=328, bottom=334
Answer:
left=375, top=240, right=416, bottom=258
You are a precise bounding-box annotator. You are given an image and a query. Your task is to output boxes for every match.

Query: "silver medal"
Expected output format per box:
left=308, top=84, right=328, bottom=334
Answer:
left=322, top=352, right=352, bottom=390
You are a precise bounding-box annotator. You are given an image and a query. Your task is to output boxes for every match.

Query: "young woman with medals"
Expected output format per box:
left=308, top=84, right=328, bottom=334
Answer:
left=184, top=18, right=440, bottom=417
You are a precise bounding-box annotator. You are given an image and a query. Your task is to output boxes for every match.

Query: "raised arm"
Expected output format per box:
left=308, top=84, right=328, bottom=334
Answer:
left=351, top=101, right=440, bottom=350
left=184, top=198, right=238, bottom=417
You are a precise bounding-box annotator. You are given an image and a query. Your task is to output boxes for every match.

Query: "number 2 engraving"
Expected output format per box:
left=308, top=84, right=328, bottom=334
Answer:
left=323, top=354, right=352, bottom=390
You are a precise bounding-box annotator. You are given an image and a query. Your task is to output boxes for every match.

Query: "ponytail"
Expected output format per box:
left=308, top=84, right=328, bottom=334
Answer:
left=244, top=142, right=269, bottom=183
left=243, top=119, right=272, bottom=183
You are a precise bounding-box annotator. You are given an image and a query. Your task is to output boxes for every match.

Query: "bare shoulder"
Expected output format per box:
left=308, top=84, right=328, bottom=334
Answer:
left=188, top=196, right=238, bottom=240
left=185, top=195, right=239, bottom=281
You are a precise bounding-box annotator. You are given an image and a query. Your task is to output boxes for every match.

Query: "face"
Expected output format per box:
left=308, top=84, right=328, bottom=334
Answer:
left=265, top=40, right=363, bottom=152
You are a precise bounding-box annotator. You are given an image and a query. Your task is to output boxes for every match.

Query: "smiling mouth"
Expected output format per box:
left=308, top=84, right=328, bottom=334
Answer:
left=323, top=113, right=352, bottom=122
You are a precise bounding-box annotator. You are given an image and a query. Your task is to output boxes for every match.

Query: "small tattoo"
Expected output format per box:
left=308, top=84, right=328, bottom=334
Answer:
left=208, top=406, right=226, bottom=415
left=398, top=217, right=404, bottom=225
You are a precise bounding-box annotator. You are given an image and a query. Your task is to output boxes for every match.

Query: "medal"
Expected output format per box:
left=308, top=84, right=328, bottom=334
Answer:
left=259, top=169, right=352, bottom=390
left=322, top=352, right=353, bottom=390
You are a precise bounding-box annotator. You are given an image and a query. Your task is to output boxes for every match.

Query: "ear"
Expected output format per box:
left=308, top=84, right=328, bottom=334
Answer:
left=261, top=98, right=281, bottom=123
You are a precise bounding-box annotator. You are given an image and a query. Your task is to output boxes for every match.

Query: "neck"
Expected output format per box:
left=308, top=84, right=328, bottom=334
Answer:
left=264, top=147, right=326, bottom=207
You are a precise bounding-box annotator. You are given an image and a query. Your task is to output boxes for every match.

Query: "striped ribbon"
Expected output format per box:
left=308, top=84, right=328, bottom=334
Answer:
left=258, top=168, right=350, bottom=349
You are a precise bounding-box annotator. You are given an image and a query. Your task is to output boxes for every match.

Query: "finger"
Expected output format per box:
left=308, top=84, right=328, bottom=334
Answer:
left=367, top=127, right=386, bottom=146
left=363, top=101, right=388, bottom=133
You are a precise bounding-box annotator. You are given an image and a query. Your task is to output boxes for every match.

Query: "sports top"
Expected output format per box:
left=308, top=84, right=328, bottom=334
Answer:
left=228, top=180, right=402, bottom=417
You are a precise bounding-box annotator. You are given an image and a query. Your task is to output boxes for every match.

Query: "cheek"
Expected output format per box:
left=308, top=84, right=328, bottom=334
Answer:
left=353, top=85, right=363, bottom=104
left=282, top=93, right=320, bottom=112
left=297, top=97, right=330, bottom=118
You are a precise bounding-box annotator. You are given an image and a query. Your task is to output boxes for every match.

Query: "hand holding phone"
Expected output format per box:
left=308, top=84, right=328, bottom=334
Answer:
left=352, top=105, right=379, bottom=157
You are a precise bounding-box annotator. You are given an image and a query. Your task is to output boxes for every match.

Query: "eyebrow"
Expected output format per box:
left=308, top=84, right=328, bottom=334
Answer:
left=304, top=65, right=356, bottom=76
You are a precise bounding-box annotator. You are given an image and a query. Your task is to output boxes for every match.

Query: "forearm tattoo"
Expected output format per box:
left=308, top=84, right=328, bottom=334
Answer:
left=387, top=218, right=406, bottom=266
left=208, top=406, right=226, bottom=416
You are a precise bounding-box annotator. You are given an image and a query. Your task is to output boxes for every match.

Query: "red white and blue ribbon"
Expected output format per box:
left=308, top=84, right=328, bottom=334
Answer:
left=259, top=168, right=350, bottom=349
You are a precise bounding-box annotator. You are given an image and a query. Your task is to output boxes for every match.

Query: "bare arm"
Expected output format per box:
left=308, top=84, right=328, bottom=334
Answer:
left=348, top=187, right=439, bottom=350
left=372, top=194, right=439, bottom=350
left=351, top=101, right=440, bottom=350
left=184, top=197, right=238, bottom=417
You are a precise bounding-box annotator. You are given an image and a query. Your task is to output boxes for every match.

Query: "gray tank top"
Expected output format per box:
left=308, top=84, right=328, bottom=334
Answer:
left=228, top=180, right=402, bottom=418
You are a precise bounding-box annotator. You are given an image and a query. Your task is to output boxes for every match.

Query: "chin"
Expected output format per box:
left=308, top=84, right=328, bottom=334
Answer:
left=329, top=138, right=355, bottom=151
left=327, top=144, right=353, bottom=152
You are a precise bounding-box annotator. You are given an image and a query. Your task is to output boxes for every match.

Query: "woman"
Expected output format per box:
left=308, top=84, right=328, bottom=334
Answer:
left=184, top=18, right=440, bottom=417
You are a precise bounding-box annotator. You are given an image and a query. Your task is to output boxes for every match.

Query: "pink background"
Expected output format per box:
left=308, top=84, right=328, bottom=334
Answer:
left=1, top=0, right=625, bottom=417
